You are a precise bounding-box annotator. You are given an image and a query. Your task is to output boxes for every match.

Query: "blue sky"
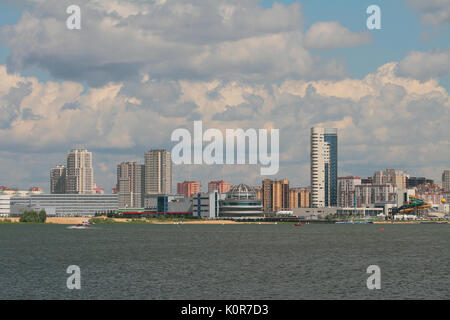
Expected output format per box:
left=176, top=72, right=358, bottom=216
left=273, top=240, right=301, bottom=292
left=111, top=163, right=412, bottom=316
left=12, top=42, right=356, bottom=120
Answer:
left=260, top=0, right=450, bottom=88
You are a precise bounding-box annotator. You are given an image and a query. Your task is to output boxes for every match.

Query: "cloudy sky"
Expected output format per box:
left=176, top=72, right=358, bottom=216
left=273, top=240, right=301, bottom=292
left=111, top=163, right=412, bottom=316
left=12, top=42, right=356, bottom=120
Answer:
left=0, top=0, right=449, bottom=192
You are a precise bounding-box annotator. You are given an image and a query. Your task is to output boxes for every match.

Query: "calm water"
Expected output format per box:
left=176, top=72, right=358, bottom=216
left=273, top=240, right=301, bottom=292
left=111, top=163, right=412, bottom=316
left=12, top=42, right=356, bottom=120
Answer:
left=0, top=223, right=448, bottom=300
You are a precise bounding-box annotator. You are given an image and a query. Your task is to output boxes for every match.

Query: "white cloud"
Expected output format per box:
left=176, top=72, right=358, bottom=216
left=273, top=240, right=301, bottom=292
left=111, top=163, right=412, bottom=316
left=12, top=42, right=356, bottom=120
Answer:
left=396, top=48, right=450, bottom=80
left=0, top=60, right=448, bottom=190
left=407, top=0, right=450, bottom=26
left=304, top=21, right=372, bottom=49
left=0, top=0, right=348, bottom=84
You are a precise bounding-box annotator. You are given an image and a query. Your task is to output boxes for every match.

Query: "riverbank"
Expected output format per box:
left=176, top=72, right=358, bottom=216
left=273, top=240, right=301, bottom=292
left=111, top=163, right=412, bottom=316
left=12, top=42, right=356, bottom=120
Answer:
left=0, top=217, right=261, bottom=225
left=1, top=217, right=447, bottom=225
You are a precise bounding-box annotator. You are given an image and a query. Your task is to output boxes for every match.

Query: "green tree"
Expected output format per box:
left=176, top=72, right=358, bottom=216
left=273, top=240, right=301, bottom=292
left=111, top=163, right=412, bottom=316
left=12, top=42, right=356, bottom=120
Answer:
left=20, top=210, right=46, bottom=223
left=38, top=210, right=47, bottom=223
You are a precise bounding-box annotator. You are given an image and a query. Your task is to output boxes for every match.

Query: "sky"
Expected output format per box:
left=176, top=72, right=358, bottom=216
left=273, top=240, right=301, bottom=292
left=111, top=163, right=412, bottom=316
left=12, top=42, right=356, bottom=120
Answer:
left=0, top=0, right=449, bottom=193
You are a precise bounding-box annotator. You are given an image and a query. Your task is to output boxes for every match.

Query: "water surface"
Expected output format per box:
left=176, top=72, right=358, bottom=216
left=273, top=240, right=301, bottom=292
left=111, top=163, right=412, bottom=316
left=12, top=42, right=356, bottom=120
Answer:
left=0, top=223, right=448, bottom=299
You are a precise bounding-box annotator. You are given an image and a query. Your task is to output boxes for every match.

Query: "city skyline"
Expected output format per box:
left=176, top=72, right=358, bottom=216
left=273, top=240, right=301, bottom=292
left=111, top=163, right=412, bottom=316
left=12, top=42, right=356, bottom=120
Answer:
left=2, top=143, right=450, bottom=195
left=0, top=0, right=448, bottom=193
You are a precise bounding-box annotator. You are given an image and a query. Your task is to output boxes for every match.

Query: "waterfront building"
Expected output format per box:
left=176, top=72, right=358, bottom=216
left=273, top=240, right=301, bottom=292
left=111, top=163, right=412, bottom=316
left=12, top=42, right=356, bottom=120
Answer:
left=310, top=127, right=338, bottom=207
left=0, top=195, right=11, bottom=217
left=10, top=194, right=118, bottom=217
left=50, top=165, right=66, bottom=194
left=192, top=191, right=223, bottom=218
left=65, top=149, right=94, bottom=194
left=337, top=176, right=361, bottom=207
left=208, top=181, right=231, bottom=194
left=219, top=184, right=263, bottom=217
left=262, top=179, right=290, bottom=213
left=395, top=189, right=416, bottom=207
left=289, top=187, right=310, bottom=209
left=336, top=207, right=383, bottom=217
left=117, top=162, right=145, bottom=208
left=144, top=149, right=172, bottom=195
left=354, top=184, right=397, bottom=207
left=177, top=181, right=200, bottom=198
left=442, top=170, right=450, bottom=190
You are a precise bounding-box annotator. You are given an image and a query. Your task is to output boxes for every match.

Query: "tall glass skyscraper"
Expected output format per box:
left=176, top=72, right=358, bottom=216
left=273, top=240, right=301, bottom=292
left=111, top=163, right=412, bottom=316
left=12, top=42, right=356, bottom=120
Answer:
left=311, top=127, right=338, bottom=207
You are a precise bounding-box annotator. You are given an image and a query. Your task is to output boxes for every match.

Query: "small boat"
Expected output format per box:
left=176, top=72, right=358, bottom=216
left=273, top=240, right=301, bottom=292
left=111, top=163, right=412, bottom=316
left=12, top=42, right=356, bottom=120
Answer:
left=294, top=222, right=302, bottom=227
left=81, top=220, right=91, bottom=226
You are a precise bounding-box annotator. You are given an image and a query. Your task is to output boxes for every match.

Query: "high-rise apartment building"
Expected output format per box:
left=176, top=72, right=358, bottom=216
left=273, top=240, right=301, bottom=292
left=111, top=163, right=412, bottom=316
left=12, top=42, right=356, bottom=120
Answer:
left=50, top=165, right=66, bottom=194
left=144, top=149, right=172, bottom=195
left=355, top=184, right=397, bottom=207
left=262, top=179, right=290, bottom=213
left=289, top=187, right=310, bottom=209
left=208, top=181, right=231, bottom=194
left=373, top=169, right=408, bottom=189
left=310, top=127, right=338, bottom=207
left=442, top=170, right=450, bottom=190
left=177, top=181, right=200, bottom=198
left=337, top=176, right=361, bottom=207
left=65, top=149, right=94, bottom=194
left=117, top=162, right=145, bottom=208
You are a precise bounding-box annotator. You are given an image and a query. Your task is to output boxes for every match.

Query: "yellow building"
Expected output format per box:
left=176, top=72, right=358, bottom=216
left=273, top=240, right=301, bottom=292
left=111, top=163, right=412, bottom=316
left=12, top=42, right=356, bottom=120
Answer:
left=262, top=179, right=290, bottom=213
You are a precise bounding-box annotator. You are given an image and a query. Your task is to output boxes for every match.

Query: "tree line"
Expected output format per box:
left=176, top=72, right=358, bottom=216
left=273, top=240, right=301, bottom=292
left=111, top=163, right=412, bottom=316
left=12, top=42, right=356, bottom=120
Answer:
left=19, top=210, right=47, bottom=223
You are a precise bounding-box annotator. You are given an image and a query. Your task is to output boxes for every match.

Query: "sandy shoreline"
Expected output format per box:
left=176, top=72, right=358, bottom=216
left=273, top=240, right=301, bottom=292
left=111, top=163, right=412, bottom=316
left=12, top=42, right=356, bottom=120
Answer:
left=0, top=217, right=251, bottom=225
left=1, top=217, right=446, bottom=225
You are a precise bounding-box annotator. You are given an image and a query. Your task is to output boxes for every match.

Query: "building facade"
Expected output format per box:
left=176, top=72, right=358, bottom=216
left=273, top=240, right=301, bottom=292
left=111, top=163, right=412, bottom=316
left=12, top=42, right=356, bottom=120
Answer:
left=310, top=127, right=338, bottom=207
left=219, top=184, right=263, bottom=217
left=192, top=191, right=223, bottom=218
left=337, top=176, right=362, bottom=208
left=373, top=169, right=408, bottom=189
left=117, top=162, right=145, bottom=208
left=10, top=194, right=118, bottom=217
left=406, top=177, right=434, bottom=189
left=354, top=184, right=397, bottom=207
left=442, top=170, right=450, bottom=190
left=0, top=195, right=11, bottom=217
left=208, top=181, right=231, bottom=194
left=177, top=181, right=200, bottom=198
left=262, top=179, right=290, bottom=213
left=289, top=187, right=310, bottom=209
left=50, top=165, right=66, bottom=194
left=65, top=149, right=94, bottom=194
left=145, top=149, right=172, bottom=195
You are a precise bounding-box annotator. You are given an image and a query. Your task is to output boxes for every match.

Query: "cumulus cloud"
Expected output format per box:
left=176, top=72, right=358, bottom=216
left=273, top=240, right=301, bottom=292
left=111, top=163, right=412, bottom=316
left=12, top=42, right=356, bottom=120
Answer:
left=0, top=0, right=350, bottom=85
left=304, top=22, right=372, bottom=49
left=0, top=60, right=449, bottom=190
left=407, top=0, right=450, bottom=26
left=396, top=48, right=450, bottom=80
left=0, top=0, right=449, bottom=191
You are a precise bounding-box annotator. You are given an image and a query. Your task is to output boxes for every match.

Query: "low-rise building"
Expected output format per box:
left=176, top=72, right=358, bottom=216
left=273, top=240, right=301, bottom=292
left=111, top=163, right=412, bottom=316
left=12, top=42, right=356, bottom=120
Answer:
left=219, top=184, right=263, bottom=217
left=192, top=191, right=223, bottom=218
left=10, top=194, right=118, bottom=217
left=0, top=195, right=11, bottom=217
